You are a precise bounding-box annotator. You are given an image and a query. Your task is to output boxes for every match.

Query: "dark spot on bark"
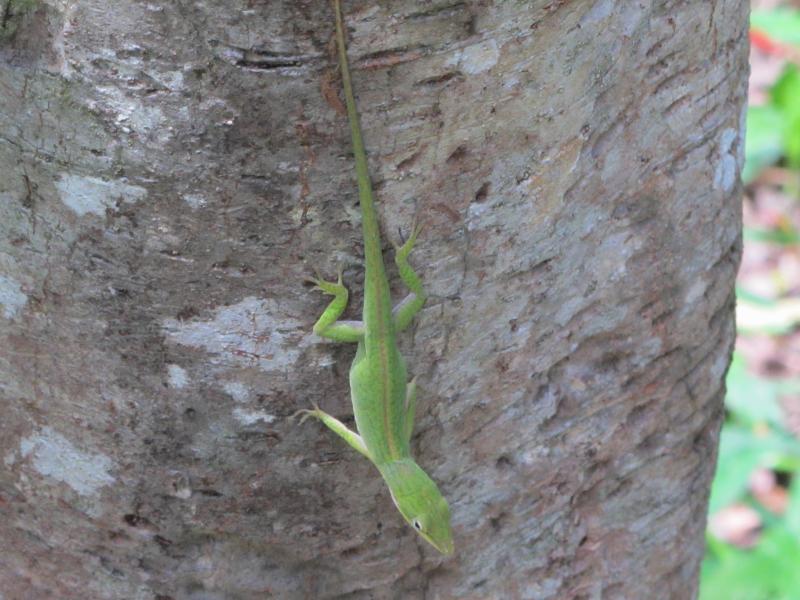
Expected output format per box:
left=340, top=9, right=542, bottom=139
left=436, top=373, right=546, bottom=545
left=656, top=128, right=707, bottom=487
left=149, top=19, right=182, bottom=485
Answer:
left=176, top=306, right=198, bottom=321
left=20, top=173, right=35, bottom=208
left=446, top=145, right=467, bottom=163
left=474, top=182, right=490, bottom=203
left=357, top=44, right=431, bottom=68
left=635, top=430, right=662, bottom=452
left=341, top=545, right=363, bottom=558
left=184, top=582, right=206, bottom=594
left=489, top=512, right=507, bottom=531
left=396, top=151, right=421, bottom=171
left=196, top=489, right=223, bottom=497
left=407, top=2, right=467, bottom=20
left=585, top=458, right=609, bottom=480
left=1, top=2, right=13, bottom=30
left=495, top=454, right=514, bottom=470
left=625, top=403, right=652, bottom=429
left=183, top=407, right=197, bottom=419
left=495, top=355, right=509, bottom=373
left=466, top=13, right=477, bottom=35
left=123, top=513, right=149, bottom=527
left=414, top=71, right=463, bottom=87
left=234, top=49, right=304, bottom=70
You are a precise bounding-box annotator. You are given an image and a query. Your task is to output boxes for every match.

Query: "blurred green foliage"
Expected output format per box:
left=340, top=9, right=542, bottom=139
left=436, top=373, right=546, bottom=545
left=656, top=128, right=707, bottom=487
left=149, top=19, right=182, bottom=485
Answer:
left=702, top=526, right=800, bottom=600
left=709, top=355, right=800, bottom=512
left=744, top=103, right=787, bottom=183
left=700, top=355, right=800, bottom=600
left=745, top=10, right=800, bottom=182
left=751, top=8, right=800, bottom=45
left=701, top=6, right=800, bottom=600
left=701, top=355, right=800, bottom=600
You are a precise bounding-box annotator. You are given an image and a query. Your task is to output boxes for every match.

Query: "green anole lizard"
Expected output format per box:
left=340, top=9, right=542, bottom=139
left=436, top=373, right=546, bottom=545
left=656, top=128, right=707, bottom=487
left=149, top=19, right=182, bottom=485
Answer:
left=296, top=0, right=454, bottom=555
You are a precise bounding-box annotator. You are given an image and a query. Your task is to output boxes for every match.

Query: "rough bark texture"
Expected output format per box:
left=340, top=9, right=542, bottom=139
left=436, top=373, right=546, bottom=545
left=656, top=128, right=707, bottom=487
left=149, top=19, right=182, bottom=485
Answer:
left=0, top=1, right=746, bottom=598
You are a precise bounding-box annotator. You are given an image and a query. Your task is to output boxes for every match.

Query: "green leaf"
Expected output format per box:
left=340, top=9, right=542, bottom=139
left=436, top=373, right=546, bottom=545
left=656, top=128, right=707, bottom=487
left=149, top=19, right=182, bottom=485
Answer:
left=743, top=226, right=800, bottom=246
left=771, top=65, right=800, bottom=110
left=708, top=352, right=800, bottom=512
left=742, top=105, right=785, bottom=183
left=751, top=8, right=800, bottom=45
left=701, top=528, right=800, bottom=600
left=771, top=65, right=800, bottom=169
left=725, top=353, right=790, bottom=428
left=709, top=424, right=800, bottom=514
left=785, top=470, right=800, bottom=537
left=735, top=288, right=777, bottom=307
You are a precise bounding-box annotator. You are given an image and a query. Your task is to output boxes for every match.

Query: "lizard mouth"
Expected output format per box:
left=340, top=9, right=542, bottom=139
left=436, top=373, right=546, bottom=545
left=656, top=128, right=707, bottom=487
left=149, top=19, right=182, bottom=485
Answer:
left=432, top=538, right=455, bottom=555
left=420, top=532, right=454, bottom=555
left=438, top=539, right=455, bottom=555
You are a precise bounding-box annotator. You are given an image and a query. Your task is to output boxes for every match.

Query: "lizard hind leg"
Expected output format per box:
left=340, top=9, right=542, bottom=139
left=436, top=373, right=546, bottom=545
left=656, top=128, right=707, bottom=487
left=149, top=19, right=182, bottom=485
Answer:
left=392, top=222, right=427, bottom=332
left=293, top=404, right=372, bottom=461
left=306, top=267, right=364, bottom=342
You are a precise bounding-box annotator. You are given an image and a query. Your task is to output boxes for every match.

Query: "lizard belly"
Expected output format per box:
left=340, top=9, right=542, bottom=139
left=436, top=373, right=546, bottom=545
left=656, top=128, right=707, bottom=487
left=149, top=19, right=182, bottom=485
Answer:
left=350, top=349, right=409, bottom=464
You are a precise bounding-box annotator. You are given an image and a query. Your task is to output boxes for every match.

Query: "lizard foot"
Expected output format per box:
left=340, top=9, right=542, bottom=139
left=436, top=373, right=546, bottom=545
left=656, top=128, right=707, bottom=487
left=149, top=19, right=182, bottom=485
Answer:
left=393, top=220, right=423, bottom=258
left=291, top=404, right=322, bottom=425
left=305, top=266, right=345, bottom=295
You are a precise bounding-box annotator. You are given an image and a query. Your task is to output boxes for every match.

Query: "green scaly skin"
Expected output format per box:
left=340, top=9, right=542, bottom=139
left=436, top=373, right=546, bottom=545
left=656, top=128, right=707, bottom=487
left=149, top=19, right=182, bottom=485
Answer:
left=296, top=0, right=454, bottom=555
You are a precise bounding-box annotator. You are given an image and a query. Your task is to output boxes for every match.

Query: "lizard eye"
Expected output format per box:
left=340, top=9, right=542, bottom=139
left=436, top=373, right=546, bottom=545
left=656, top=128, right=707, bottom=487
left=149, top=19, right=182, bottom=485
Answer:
left=413, top=519, right=422, bottom=531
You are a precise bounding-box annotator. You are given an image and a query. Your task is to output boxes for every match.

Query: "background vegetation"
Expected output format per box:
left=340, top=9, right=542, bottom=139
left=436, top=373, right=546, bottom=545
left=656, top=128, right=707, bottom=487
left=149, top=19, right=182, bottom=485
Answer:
left=701, top=2, right=800, bottom=598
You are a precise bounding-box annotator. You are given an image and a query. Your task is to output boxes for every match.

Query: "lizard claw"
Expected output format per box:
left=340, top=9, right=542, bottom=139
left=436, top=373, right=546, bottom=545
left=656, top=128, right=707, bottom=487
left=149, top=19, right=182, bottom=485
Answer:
left=394, top=219, right=423, bottom=256
left=291, top=403, right=321, bottom=425
left=408, top=219, right=424, bottom=243
left=304, top=268, right=323, bottom=287
left=305, top=267, right=345, bottom=295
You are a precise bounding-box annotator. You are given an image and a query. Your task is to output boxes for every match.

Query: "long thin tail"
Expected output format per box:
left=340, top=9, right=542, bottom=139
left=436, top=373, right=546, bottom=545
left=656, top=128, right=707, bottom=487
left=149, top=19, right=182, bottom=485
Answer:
left=333, top=0, right=388, bottom=284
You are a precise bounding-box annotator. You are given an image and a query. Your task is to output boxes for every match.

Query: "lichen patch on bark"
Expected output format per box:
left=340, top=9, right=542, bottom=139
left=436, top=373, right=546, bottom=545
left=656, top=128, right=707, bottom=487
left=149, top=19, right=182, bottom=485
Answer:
left=162, top=296, right=308, bottom=372
left=55, top=173, right=147, bottom=217
left=0, top=274, right=27, bottom=319
left=18, top=427, right=115, bottom=496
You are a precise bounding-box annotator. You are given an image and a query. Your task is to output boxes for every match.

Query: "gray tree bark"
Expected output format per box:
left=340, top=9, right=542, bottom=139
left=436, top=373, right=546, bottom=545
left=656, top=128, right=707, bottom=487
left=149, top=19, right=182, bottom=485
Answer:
left=0, top=1, right=747, bottom=598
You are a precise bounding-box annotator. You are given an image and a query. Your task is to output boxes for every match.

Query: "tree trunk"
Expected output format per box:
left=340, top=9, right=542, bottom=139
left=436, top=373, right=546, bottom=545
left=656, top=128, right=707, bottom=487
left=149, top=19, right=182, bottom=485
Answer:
left=0, top=1, right=746, bottom=598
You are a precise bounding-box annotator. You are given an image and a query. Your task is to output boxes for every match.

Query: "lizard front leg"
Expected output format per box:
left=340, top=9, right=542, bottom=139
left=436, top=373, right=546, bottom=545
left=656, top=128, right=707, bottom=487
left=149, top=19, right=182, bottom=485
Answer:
left=294, top=405, right=372, bottom=461
left=392, top=223, right=427, bottom=332
left=307, top=267, right=364, bottom=342
left=403, top=376, right=417, bottom=443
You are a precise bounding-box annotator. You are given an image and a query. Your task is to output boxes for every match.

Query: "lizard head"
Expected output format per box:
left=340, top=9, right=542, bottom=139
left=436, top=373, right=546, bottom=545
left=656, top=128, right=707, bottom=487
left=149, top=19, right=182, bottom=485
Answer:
left=380, top=459, right=454, bottom=555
